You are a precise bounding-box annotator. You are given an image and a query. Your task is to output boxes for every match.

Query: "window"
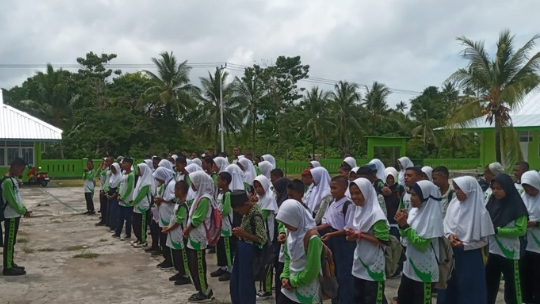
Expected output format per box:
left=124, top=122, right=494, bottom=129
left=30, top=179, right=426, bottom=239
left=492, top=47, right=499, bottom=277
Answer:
left=0, top=148, right=4, bottom=166
left=519, top=131, right=532, bottom=143
left=22, top=148, right=34, bottom=165
left=7, top=148, right=19, bottom=165
left=0, top=141, right=34, bottom=166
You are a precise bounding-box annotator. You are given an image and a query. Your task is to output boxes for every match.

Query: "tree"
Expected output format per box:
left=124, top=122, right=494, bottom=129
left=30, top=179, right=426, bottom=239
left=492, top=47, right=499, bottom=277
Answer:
left=329, top=81, right=362, bottom=152
left=194, top=68, right=245, bottom=150
left=236, top=66, right=267, bottom=151
left=363, top=81, right=391, bottom=135
left=448, top=30, right=540, bottom=163
left=409, top=87, right=445, bottom=157
left=301, top=87, right=334, bottom=157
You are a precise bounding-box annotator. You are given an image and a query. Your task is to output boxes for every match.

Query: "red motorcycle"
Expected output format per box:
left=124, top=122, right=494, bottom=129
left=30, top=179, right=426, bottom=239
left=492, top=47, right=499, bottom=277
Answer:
left=26, top=165, right=50, bottom=187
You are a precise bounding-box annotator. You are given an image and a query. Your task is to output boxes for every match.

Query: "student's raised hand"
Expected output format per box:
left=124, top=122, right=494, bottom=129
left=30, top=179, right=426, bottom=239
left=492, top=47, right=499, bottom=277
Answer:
left=345, top=228, right=358, bottom=242
left=278, top=233, right=286, bottom=244
left=248, top=193, right=258, bottom=203
left=381, top=186, right=392, bottom=196
left=395, top=211, right=408, bottom=227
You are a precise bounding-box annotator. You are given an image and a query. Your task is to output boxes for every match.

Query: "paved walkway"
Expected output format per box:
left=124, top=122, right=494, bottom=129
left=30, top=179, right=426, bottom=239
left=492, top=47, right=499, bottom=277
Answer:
left=0, top=186, right=505, bottom=303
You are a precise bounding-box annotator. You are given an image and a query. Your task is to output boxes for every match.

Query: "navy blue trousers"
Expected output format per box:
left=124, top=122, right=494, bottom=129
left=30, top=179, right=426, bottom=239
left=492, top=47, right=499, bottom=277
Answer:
left=115, top=205, right=133, bottom=237
left=230, top=241, right=256, bottom=304
left=327, top=234, right=356, bottom=304
left=438, top=247, right=487, bottom=304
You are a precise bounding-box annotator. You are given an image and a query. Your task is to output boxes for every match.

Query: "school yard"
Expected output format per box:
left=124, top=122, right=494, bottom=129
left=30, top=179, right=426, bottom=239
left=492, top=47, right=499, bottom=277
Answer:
left=0, top=185, right=505, bottom=304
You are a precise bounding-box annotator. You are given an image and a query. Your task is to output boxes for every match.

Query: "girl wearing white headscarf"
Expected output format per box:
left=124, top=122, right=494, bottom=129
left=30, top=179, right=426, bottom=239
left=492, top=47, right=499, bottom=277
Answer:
left=368, top=158, right=386, bottom=182
left=397, top=157, right=414, bottom=187
left=276, top=199, right=322, bottom=304
left=383, top=167, right=405, bottom=239
left=185, top=171, right=214, bottom=300
left=396, top=180, right=444, bottom=303
left=225, top=164, right=245, bottom=191
left=106, top=163, right=122, bottom=230
left=158, top=159, right=174, bottom=171
left=191, top=158, right=203, bottom=168
left=185, top=164, right=203, bottom=206
left=421, top=166, right=433, bottom=182
left=343, top=156, right=357, bottom=169
left=258, top=161, right=273, bottom=180
left=261, top=154, right=276, bottom=168
left=347, top=178, right=389, bottom=304
left=213, top=157, right=229, bottom=173
left=520, top=171, right=540, bottom=303
left=438, top=176, right=494, bottom=304
left=306, top=167, right=333, bottom=225
left=144, top=159, right=154, bottom=172
left=483, top=162, right=504, bottom=205
left=152, top=167, right=176, bottom=267
left=308, top=160, right=321, bottom=169
left=239, top=157, right=257, bottom=187
left=132, top=163, right=153, bottom=247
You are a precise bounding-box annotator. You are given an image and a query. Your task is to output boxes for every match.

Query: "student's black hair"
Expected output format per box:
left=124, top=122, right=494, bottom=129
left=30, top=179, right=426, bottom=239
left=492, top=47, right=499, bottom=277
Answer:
left=218, top=172, right=232, bottom=185
left=406, top=166, right=423, bottom=175
left=432, top=166, right=450, bottom=178
left=287, top=179, right=305, bottom=194
left=271, top=168, right=284, bottom=178
left=10, top=157, right=26, bottom=167
left=203, top=156, right=214, bottom=165
left=245, top=152, right=253, bottom=158
left=331, top=175, right=349, bottom=187
left=123, top=157, right=134, bottom=164
left=515, top=161, right=530, bottom=171
left=175, top=180, right=190, bottom=195
left=231, top=190, right=249, bottom=209
left=340, top=163, right=352, bottom=172
left=356, top=166, right=374, bottom=177
left=176, top=156, right=187, bottom=165
left=87, top=159, right=94, bottom=164
left=152, top=156, right=162, bottom=162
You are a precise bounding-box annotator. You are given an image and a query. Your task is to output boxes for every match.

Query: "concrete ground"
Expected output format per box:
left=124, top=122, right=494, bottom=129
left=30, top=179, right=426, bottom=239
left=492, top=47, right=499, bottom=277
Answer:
left=0, top=185, right=505, bottom=304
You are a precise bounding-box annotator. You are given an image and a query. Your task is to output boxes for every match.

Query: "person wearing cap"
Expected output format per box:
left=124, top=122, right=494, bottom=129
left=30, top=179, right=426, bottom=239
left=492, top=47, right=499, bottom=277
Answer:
left=229, top=190, right=268, bottom=304
left=114, top=157, right=135, bottom=240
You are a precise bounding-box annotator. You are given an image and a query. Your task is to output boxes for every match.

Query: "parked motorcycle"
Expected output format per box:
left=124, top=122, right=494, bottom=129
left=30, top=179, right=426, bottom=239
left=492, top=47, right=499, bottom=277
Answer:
left=26, top=165, right=50, bottom=187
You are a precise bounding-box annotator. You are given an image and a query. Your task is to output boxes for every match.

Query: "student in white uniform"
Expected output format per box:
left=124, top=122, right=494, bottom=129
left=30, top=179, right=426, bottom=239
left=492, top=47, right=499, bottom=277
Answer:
left=485, top=173, right=528, bottom=304
left=152, top=167, right=176, bottom=269
left=394, top=180, right=444, bottom=304
left=397, top=157, right=414, bottom=187
left=438, top=176, right=494, bottom=304
left=520, top=170, right=540, bottom=304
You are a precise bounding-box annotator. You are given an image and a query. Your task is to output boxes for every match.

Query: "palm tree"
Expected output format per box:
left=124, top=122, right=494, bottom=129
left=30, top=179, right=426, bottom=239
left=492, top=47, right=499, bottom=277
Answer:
left=329, top=81, right=362, bottom=152
left=363, top=82, right=391, bottom=135
left=410, top=87, right=445, bottom=157
left=236, top=67, right=267, bottom=151
left=194, top=68, right=245, bottom=150
left=395, top=101, right=408, bottom=113
left=301, top=87, right=334, bottom=157
left=143, top=52, right=198, bottom=117
left=448, top=30, right=540, bottom=163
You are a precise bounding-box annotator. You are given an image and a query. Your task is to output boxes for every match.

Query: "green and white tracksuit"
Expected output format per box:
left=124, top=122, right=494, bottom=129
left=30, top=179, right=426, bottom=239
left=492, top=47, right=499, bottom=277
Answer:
left=2, top=177, right=27, bottom=270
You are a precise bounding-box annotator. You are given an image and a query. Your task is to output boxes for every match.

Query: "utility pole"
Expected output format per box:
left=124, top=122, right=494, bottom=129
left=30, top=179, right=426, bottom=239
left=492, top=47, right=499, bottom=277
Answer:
left=219, top=64, right=227, bottom=153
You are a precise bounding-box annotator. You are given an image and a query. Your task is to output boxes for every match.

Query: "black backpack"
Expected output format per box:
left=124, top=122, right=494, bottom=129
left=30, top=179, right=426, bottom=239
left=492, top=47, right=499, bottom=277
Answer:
left=0, top=176, right=16, bottom=222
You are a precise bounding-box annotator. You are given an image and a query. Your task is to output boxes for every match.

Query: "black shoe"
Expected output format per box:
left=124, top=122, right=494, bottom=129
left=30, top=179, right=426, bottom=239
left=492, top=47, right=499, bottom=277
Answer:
left=169, top=273, right=182, bottom=281
left=144, top=247, right=155, bottom=253
left=12, top=263, right=25, bottom=271
left=208, top=247, right=216, bottom=254
left=87, top=211, right=96, bottom=215
left=257, top=291, right=272, bottom=300
left=112, top=234, right=121, bottom=239
left=95, top=222, right=105, bottom=226
left=174, top=276, right=192, bottom=286
left=3, top=268, right=26, bottom=276
left=188, top=290, right=213, bottom=302
left=150, top=250, right=162, bottom=256
left=158, top=262, right=174, bottom=269
left=210, top=268, right=226, bottom=278
left=218, top=271, right=231, bottom=281
left=83, top=211, right=90, bottom=215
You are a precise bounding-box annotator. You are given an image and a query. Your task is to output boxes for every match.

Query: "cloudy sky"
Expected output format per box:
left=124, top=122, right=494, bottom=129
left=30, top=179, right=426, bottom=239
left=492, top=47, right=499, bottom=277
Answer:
left=1, top=0, right=539, bottom=106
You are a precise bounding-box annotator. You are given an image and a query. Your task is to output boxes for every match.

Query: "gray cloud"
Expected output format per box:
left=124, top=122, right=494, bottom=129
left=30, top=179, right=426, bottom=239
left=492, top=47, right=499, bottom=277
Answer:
left=1, top=0, right=539, bottom=106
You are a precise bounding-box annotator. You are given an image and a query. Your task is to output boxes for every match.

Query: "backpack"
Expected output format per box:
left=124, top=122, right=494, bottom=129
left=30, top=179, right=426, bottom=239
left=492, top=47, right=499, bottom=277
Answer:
left=251, top=213, right=275, bottom=281
left=199, top=196, right=222, bottom=247
left=304, top=228, right=339, bottom=300
left=430, top=237, right=455, bottom=290
left=447, top=189, right=455, bottom=202
left=383, top=234, right=405, bottom=277
left=0, top=176, right=15, bottom=222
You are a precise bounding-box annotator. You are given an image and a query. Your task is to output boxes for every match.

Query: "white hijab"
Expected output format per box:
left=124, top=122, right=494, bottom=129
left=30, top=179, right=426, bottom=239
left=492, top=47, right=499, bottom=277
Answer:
left=521, top=170, right=540, bottom=221
left=188, top=171, right=216, bottom=224
left=254, top=175, right=279, bottom=214
left=310, top=160, right=321, bottom=168
left=398, top=157, right=414, bottom=186
left=192, top=158, right=202, bottom=168
left=144, top=159, right=154, bottom=171
left=408, top=180, right=444, bottom=239
left=239, top=158, right=257, bottom=186
left=158, top=159, right=174, bottom=171
left=225, top=164, right=245, bottom=191
left=109, top=163, right=122, bottom=188
left=368, top=158, right=386, bottom=181
left=276, top=199, right=316, bottom=261
left=343, top=157, right=357, bottom=168
left=171, top=154, right=178, bottom=161
left=152, top=167, right=174, bottom=186
left=185, top=163, right=203, bottom=201
left=421, top=166, right=433, bottom=182
left=351, top=178, right=389, bottom=232
left=213, top=157, right=229, bottom=173
left=133, top=163, right=153, bottom=200
left=384, top=167, right=398, bottom=186
left=262, top=154, right=276, bottom=168
left=258, top=161, right=273, bottom=180
left=306, top=167, right=332, bottom=212
left=444, top=176, right=495, bottom=243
